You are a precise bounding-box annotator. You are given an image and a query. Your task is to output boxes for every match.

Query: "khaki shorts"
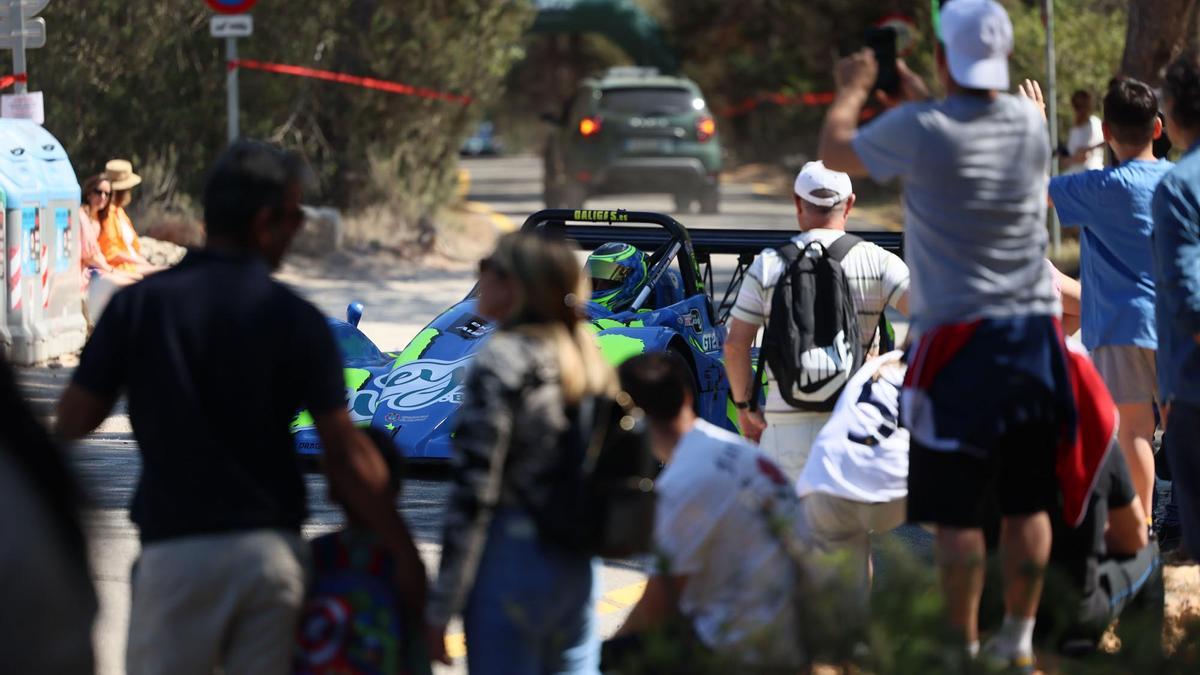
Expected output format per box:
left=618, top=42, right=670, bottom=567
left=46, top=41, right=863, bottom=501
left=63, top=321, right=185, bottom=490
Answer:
left=802, top=493, right=907, bottom=614
left=803, top=492, right=907, bottom=547
left=1092, top=345, right=1157, bottom=405
left=127, top=529, right=309, bottom=675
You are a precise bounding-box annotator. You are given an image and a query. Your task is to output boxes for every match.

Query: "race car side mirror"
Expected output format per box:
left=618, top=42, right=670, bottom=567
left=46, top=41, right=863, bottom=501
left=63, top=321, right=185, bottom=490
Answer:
left=347, top=302, right=365, bottom=328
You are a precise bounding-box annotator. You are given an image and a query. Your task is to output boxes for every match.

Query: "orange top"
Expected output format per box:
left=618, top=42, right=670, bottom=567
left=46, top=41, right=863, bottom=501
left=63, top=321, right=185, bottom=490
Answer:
left=98, top=206, right=143, bottom=274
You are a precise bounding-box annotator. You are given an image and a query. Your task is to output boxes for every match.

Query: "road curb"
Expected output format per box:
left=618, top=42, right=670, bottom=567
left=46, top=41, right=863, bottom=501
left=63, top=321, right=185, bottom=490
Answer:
left=460, top=165, right=517, bottom=233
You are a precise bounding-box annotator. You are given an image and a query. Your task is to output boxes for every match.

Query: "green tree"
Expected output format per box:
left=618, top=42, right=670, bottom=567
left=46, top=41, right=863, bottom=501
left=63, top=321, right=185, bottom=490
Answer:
left=29, top=1, right=531, bottom=226
left=1006, top=0, right=1128, bottom=140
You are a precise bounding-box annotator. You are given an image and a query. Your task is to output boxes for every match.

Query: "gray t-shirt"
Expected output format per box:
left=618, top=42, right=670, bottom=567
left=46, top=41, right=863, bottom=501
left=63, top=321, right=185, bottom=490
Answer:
left=852, top=93, right=1060, bottom=333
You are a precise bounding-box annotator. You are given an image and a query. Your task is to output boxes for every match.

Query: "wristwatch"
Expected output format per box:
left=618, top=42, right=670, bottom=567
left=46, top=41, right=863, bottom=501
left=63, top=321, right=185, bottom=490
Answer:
left=731, top=399, right=751, bottom=410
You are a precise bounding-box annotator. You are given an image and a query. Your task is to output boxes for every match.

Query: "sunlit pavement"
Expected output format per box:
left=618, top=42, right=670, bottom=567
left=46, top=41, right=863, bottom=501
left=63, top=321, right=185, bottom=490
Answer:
left=22, top=154, right=915, bottom=674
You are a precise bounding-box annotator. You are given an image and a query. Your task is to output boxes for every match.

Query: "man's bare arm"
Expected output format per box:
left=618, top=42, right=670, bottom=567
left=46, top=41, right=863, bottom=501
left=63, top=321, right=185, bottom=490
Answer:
left=56, top=384, right=118, bottom=441
left=819, top=50, right=873, bottom=177
left=724, top=318, right=766, bottom=441
left=614, top=574, right=688, bottom=637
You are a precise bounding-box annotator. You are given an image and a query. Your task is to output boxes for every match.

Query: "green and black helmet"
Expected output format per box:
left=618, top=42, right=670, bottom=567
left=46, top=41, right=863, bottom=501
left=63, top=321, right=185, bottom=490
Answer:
left=586, top=242, right=648, bottom=311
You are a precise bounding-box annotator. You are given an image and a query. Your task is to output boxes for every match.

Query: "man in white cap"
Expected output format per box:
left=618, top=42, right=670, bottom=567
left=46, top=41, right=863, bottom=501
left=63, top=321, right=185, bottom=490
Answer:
left=819, top=0, right=1070, bottom=669
left=724, top=160, right=909, bottom=484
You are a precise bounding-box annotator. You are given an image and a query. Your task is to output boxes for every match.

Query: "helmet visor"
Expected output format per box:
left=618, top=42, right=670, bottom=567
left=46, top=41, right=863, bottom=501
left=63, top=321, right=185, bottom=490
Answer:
left=587, top=258, right=633, bottom=292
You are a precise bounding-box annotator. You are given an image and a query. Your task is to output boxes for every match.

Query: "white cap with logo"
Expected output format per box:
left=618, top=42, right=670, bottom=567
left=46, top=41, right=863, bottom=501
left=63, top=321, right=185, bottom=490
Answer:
left=794, top=161, right=853, bottom=207
left=941, top=0, right=1013, bottom=91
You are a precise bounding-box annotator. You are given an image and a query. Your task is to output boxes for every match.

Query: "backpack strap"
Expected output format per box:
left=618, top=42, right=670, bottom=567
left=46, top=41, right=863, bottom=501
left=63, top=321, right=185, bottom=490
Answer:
left=825, top=233, right=863, bottom=263
left=776, top=241, right=803, bottom=268
left=748, top=242, right=801, bottom=413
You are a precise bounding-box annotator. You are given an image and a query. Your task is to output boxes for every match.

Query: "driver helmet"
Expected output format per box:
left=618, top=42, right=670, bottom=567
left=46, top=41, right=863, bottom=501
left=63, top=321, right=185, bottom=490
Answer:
left=586, top=242, right=648, bottom=311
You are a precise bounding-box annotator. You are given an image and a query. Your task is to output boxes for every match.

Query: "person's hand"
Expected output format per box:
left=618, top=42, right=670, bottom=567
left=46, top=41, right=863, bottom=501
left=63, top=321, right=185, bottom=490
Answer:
left=737, top=408, right=767, bottom=443
left=1018, top=79, right=1048, bottom=122
left=876, top=60, right=930, bottom=108
left=834, top=48, right=877, bottom=98
left=425, top=624, right=451, bottom=665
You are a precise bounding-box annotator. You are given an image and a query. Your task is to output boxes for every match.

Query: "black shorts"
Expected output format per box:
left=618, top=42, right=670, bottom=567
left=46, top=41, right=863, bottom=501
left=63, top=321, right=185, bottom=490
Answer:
left=907, top=424, right=1059, bottom=528
left=904, top=317, right=1072, bottom=529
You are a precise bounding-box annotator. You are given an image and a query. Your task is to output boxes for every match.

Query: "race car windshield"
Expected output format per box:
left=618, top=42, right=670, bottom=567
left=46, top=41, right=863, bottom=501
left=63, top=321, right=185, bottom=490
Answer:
left=587, top=259, right=632, bottom=292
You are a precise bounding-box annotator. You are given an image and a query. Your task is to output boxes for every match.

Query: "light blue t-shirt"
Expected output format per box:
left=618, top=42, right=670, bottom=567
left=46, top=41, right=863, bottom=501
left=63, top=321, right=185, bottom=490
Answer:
left=852, top=94, right=1059, bottom=334
left=1050, top=159, right=1172, bottom=350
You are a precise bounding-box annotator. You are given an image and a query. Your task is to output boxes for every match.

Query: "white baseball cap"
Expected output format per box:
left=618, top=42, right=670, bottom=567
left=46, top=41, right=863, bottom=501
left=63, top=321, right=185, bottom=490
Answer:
left=794, top=161, right=852, bottom=207
left=941, top=0, right=1013, bottom=91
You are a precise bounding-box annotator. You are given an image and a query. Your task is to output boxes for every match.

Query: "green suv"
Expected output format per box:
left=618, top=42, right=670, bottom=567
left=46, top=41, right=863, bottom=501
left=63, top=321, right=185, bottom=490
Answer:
left=542, top=67, right=722, bottom=214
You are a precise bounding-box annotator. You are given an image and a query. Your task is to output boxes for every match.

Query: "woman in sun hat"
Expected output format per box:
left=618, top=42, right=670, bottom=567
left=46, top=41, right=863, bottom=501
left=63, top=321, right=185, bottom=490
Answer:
left=78, top=174, right=137, bottom=325
left=97, top=159, right=160, bottom=276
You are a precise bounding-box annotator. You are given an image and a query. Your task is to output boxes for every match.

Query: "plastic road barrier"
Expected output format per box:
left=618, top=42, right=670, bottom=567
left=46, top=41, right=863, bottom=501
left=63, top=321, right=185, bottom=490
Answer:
left=0, top=119, right=84, bottom=364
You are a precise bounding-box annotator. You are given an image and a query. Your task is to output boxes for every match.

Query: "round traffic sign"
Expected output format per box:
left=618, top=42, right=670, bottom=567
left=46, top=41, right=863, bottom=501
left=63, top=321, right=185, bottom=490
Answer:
left=205, top=0, right=257, bottom=14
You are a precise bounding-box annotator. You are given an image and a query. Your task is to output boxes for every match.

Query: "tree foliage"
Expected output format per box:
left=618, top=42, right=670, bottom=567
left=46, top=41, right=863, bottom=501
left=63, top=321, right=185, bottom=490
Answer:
left=657, top=0, right=1128, bottom=161
left=31, top=1, right=531, bottom=221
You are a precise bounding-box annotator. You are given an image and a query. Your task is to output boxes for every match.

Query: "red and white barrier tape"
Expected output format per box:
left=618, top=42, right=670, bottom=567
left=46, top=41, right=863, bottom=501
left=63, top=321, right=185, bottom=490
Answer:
left=7, top=245, right=19, bottom=311
left=722, top=90, right=877, bottom=121
left=0, top=73, right=27, bottom=91
left=228, top=59, right=473, bottom=106
left=39, top=243, right=49, bottom=308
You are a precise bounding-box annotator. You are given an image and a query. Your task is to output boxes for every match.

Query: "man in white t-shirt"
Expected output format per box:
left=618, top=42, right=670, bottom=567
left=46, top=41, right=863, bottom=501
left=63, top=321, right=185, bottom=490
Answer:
left=798, top=350, right=908, bottom=616
left=605, top=353, right=824, bottom=669
left=1063, top=90, right=1106, bottom=174
left=724, top=161, right=910, bottom=483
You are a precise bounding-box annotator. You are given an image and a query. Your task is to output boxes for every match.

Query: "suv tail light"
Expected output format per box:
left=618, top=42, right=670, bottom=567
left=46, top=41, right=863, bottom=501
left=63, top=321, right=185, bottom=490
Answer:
left=578, top=116, right=602, bottom=137
left=696, top=116, right=716, bottom=142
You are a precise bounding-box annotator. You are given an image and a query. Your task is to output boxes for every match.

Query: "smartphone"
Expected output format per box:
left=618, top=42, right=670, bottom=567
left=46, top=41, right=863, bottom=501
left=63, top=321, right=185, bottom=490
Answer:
left=864, top=27, right=899, bottom=95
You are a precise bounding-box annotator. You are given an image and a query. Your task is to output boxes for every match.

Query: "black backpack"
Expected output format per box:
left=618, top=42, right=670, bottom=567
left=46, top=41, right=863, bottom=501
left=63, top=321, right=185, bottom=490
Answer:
left=517, top=392, right=658, bottom=559
left=753, top=234, right=864, bottom=413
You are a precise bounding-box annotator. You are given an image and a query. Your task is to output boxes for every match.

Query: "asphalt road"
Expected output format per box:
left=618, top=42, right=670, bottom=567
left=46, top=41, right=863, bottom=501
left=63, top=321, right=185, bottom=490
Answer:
left=26, top=154, right=917, bottom=675
left=462, top=154, right=878, bottom=232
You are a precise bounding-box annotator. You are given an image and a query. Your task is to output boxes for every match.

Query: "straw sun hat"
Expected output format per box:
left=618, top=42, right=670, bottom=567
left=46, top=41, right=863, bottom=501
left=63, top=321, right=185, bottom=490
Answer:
left=103, top=159, right=142, bottom=190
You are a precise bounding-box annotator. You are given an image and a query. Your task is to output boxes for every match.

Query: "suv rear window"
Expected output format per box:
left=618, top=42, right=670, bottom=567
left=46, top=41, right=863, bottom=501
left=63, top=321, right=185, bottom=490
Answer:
left=599, top=88, right=698, bottom=115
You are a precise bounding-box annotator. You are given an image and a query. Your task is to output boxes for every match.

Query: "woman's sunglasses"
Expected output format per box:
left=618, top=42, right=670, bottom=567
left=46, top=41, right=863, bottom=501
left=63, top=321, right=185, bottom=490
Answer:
left=91, top=189, right=111, bottom=197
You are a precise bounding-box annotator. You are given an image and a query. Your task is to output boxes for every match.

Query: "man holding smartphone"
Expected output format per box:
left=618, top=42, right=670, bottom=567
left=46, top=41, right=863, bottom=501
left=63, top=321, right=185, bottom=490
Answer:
left=819, top=1, right=1070, bottom=671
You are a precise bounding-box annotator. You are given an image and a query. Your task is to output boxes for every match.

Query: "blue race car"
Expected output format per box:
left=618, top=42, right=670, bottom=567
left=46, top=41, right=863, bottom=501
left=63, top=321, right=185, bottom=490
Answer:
left=292, top=209, right=904, bottom=461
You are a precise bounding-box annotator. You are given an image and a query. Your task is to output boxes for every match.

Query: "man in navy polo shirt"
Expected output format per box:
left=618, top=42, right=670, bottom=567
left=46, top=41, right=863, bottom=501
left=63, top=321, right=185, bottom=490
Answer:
left=55, top=141, right=427, bottom=675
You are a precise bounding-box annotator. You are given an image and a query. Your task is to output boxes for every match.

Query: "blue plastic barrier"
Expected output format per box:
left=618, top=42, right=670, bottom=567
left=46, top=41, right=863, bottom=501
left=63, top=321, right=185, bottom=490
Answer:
left=0, top=120, right=84, bottom=364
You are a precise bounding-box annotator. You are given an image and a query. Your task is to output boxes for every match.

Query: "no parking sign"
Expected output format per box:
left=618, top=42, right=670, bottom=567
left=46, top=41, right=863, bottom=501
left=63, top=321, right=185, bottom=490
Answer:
left=205, top=0, right=256, bottom=14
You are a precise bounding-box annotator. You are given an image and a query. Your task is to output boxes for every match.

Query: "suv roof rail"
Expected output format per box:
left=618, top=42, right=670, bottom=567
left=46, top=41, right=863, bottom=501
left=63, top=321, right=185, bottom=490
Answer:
left=603, top=66, right=660, bottom=79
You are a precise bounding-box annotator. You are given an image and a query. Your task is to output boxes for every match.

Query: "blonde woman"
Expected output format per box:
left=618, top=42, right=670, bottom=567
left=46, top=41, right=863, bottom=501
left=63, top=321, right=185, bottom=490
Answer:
left=427, top=232, right=615, bottom=674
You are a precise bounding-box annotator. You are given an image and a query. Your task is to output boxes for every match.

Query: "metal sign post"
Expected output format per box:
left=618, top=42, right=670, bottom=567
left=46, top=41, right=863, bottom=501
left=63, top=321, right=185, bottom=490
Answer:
left=0, top=0, right=49, bottom=94
left=206, top=0, right=257, bottom=144
left=225, top=34, right=238, bottom=142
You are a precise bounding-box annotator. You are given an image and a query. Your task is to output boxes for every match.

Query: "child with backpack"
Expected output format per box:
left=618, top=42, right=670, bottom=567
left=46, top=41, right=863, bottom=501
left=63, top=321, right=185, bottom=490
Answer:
left=724, top=161, right=910, bottom=483
left=295, top=428, right=431, bottom=675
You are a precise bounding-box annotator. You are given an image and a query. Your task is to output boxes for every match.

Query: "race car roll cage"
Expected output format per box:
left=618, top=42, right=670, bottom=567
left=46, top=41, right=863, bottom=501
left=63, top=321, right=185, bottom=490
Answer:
left=521, top=208, right=904, bottom=325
